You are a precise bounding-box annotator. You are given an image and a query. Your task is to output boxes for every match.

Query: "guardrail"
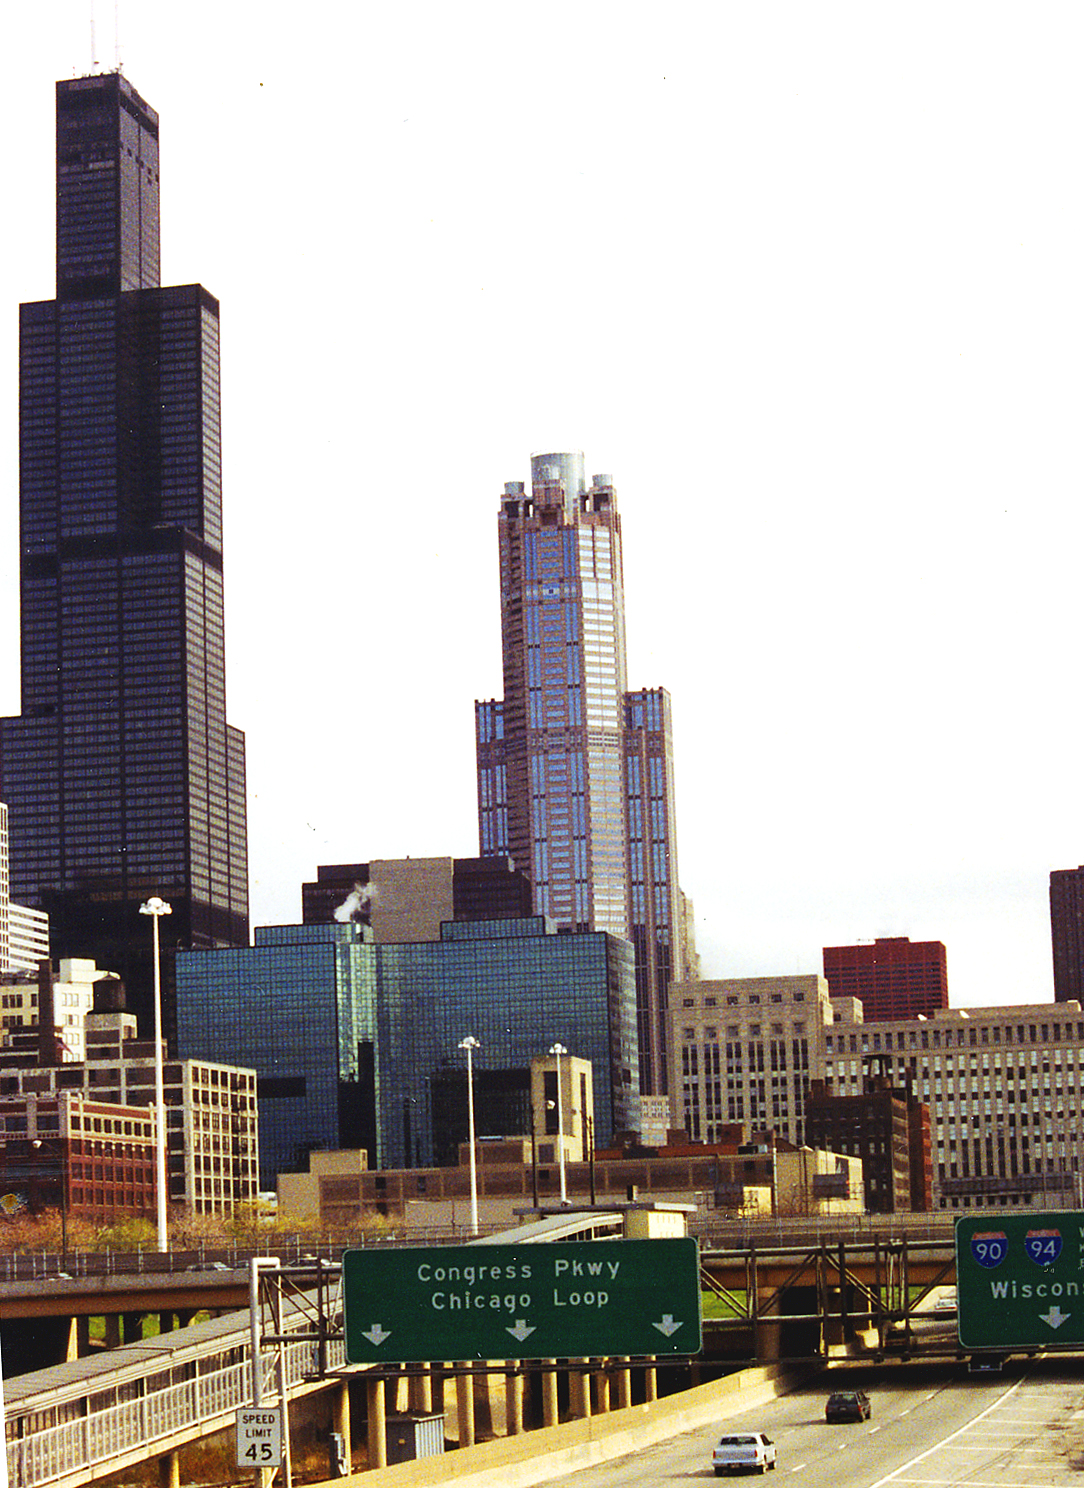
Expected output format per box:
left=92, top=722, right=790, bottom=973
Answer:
left=0, top=1214, right=960, bottom=1282
left=0, top=1225, right=516, bottom=1282
left=691, top=1213, right=956, bottom=1249
left=6, top=1284, right=345, bottom=1488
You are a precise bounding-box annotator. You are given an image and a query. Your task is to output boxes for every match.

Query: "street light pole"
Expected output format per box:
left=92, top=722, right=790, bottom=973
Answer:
left=31, top=1138, right=66, bottom=1264
left=549, top=1043, right=568, bottom=1205
left=139, top=896, right=172, bottom=1252
left=458, top=1036, right=480, bottom=1236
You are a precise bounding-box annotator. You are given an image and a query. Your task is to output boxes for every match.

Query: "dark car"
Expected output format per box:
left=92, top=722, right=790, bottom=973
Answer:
left=825, top=1389, right=871, bottom=1422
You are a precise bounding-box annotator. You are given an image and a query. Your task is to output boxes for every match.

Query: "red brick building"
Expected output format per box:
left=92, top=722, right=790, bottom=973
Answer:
left=0, top=1091, right=156, bottom=1226
left=822, top=937, right=948, bottom=1022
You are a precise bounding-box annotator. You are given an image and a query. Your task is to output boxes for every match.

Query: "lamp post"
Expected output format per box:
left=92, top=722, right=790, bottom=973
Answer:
left=458, top=1036, right=480, bottom=1235
left=139, top=896, right=172, bottom=1252
left=30, top=1138, right=67, bottom=1264
left=549, top=1043, right=568, bottom=1205
left=1054, top=1109, right=1082, bottom=1209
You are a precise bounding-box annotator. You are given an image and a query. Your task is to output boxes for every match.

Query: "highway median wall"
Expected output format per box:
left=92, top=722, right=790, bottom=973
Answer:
left=334, top=1363, right=807, bottom=1488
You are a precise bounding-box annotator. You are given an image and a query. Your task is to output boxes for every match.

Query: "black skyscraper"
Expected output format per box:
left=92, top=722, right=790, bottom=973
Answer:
left=0, top=74, right=249, bottom=1036
left=1050, top=865, right=1084, bottom=1004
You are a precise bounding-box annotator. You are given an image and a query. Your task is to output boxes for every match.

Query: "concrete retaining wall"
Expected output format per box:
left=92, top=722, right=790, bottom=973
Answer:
left=332, top=1363, right=806, bottom=1488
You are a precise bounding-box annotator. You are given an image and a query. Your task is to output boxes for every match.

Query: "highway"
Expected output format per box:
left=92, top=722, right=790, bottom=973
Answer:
left=540, top=1357, right=1084, bottom=1487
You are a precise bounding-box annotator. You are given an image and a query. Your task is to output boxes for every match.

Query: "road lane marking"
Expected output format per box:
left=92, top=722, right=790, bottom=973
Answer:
left=893, top=1480, right=1063, bottom=1487
left=946, top=1444, right=1058, bottom=1452
left=865, top=1376, right=1023, bottom=1488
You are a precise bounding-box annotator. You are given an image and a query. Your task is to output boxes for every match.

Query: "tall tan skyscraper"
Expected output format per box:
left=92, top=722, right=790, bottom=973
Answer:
left=476, top=453, right=695, bottom=1096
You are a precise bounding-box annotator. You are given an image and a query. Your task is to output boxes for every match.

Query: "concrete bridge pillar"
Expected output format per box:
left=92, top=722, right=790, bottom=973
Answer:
left=568, top=1360, right=591, bottom=1420
left=592, top=1364, right=610, bottom=1415
left=541, top=1360, right=559, bottom=1426
left=455, top=1365, right=476, bottom=1447
left=643, top=1358, right=658, bottom=1401
left=614, top=1358, right=632, bottom=1410
left=366, top=1375, right=387, bottom=1470
left=157, top=1448, right=180, bottom=1488
left=409, top=1365, right=432, bottom=1415
left=505, top=1364, right=524, bottom=1435
left=334, top=1380, right=351, bottom=1466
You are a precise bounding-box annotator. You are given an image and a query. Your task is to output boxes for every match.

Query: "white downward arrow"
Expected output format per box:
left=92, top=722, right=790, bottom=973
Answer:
left=362, top=1323, right=392, bottom=1346
left=653, top=1315, right=683, bottom=1337
left=1041, top=1305, right=1070, bottom=1331
left=507, top=1320, right=536, bottom=1342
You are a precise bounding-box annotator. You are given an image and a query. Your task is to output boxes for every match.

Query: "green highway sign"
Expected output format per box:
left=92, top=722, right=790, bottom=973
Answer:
left=343, top=1238, right=702, bottom=1363
left=956, top=1212, right=1084, bottom=1350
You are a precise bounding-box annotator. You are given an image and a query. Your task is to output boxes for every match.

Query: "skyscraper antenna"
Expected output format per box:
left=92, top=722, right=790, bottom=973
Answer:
left=90, top=1, right=98, bottom=70
left=115, top=0, right=122, bottom=71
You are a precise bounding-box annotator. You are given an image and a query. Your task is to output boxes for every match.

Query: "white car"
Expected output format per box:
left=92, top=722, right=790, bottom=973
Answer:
left=711, top=1432, right=777, bottom=1475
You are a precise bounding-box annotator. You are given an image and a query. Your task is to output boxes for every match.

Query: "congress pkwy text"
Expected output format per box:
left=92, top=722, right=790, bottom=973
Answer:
left=343, top=1239, right=702, bottom=1363
left=416, top=1252, right=619, bottom=1313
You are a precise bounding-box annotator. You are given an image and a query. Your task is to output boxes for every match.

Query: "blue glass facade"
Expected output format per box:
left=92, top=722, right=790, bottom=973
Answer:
left=176, top=917, right=638, bottom=1187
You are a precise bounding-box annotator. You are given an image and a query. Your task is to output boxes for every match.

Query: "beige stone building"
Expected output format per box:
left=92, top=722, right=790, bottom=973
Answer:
left=668, top=975, right=834, bottom=1146
left=825, top=999, right=1084, bottom=1210
left=0, top=959, right=103, bottom=1061
left=278, top=1135, right=862, bottom=1232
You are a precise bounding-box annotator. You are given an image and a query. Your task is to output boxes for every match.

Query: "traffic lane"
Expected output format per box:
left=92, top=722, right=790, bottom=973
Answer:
left=534, top=1361, right=1070, bottom=1488
left=723, top=1365, right=1001, bottom=1485
left=881, top=1360, right=1084, bottom=1487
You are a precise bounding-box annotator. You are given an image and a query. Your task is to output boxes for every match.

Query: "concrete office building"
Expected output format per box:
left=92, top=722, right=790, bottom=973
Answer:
left=824, top=1000, right=1084, bottom=1209
left=0, top=74, right=248, bottom=1038
left=0, top=959, right=104, bottom=1062
left=0, top=983, right=258, bottom=1217
left=822, top=937, right=949, bottom=1022
left=177, top=917, right=639, bottom=1187
left=0, top=803, right=49, bottom=974
left=669, top=976, right=833, bottom=1148
left=475, top=453, right=697, bottom=1097
left=301, top=856, right=532, bottom=937
left=805, top=1074, right=933, bottom=1213
left=281, top=1133, right=864, bottom=1232
left=8, top=905, right=50, bottom=975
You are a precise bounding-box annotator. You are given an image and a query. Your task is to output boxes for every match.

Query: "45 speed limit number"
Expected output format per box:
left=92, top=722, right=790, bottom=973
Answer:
left=236, top=1407, right=283, bottom=1468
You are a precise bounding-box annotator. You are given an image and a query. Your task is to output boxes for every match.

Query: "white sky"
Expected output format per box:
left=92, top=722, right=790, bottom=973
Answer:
left=1, top=2, right=1082, bottom=1008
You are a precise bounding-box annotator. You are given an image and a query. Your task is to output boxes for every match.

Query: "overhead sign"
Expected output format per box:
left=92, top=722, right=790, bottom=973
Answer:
left=343, top=1238, right=702, bottom=1363
left=235, top=1407, right=284, bottom=1469
left=956, top=1212, right=1084, bottom=1350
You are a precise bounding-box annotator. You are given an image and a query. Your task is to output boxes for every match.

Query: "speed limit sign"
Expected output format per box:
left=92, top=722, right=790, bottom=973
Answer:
left=236, top=1407, right=284, bottom=1468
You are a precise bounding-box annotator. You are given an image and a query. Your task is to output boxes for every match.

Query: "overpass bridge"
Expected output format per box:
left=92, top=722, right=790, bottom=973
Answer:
left=4, top=1218, right=965, bottom=1487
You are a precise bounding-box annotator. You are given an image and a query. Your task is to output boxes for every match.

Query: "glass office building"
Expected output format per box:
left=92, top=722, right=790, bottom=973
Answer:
left=176, top=917, right=638, bottom=1186
left=0, top=75, right=248, bottom=1038
left=476, top=454, right=695, bottom=1097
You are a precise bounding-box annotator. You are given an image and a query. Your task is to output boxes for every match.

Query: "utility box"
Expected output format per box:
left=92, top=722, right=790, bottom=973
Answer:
left=386, top=1413, right=446, bottom=1463
left=327, top=1432, right=348, bottom=1477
